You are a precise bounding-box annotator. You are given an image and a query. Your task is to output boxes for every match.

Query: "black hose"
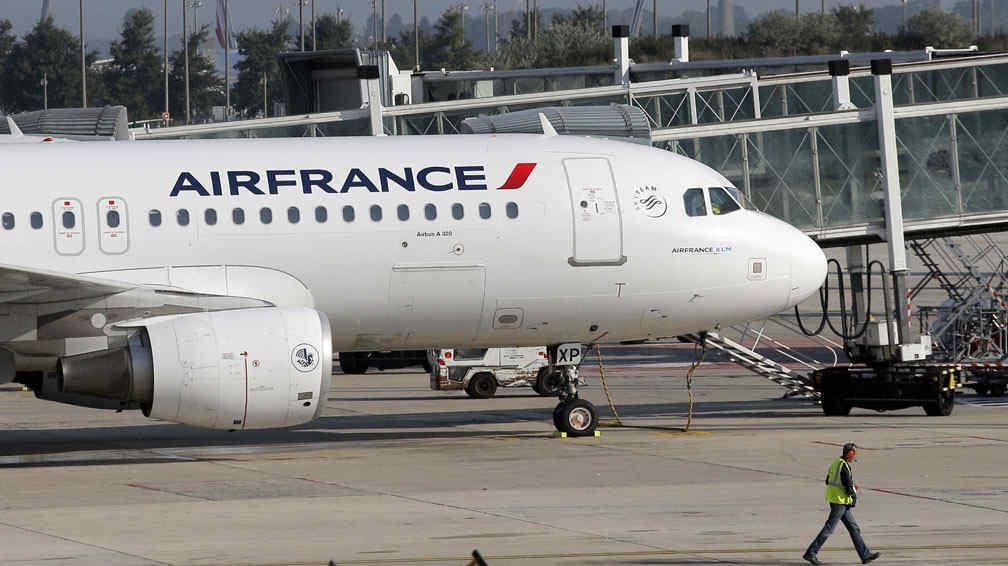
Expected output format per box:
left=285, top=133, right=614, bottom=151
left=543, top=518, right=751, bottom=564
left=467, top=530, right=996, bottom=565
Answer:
left=795, top=257, right=881, bottom=341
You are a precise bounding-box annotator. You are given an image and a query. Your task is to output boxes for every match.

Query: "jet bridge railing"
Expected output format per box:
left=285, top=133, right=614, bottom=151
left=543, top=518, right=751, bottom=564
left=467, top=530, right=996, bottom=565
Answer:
left=653, top=94, right=1008, bottom=243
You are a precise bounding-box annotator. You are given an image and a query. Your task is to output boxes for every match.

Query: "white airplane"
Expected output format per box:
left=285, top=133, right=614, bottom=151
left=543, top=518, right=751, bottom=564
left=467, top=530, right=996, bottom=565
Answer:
left=0, top=133, right=826, bottom=436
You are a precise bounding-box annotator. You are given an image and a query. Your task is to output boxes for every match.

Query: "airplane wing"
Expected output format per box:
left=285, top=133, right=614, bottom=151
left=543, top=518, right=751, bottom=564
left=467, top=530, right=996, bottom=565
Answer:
left=0, top=263, right=133, bottom=304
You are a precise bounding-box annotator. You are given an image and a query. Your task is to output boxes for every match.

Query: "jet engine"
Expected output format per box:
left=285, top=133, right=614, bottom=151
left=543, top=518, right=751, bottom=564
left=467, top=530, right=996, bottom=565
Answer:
left=56, top=307, right=332, bottom=430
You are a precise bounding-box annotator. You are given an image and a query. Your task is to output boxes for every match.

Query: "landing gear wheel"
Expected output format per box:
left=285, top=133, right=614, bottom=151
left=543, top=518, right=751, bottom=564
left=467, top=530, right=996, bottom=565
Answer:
left=554, top=399, right=598, bottom=437
left=821, top=395, right=852, bottom=416
left=465, top=373, right=497, bottom=399
left=533, top=368, right=562, bottom=396
left=924, top=391, right=955, bottom=416
left=975, top=385, right=990, bottom=397
left=990, top=384, right=1006, bottom=397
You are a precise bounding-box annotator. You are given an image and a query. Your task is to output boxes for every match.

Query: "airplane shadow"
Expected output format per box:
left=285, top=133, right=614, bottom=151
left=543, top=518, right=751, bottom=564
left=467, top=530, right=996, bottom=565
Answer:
left=0, top=396, right=1002, bottom=463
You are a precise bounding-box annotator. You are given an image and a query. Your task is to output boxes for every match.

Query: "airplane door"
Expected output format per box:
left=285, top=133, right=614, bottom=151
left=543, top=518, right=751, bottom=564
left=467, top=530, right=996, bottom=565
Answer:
left=97, top=197, right=129, bottom=254
left=563, top=158, right=625, bottom=266
left=53, top=198, right=85, bottom=255
left=389, top=266, right=486, bottom=346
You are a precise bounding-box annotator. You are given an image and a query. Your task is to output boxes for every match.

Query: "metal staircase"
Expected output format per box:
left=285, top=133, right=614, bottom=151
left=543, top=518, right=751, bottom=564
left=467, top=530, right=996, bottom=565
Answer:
left=911, top=236, right=1008, bottom=360
left=682, top=330, right=821, bottom=400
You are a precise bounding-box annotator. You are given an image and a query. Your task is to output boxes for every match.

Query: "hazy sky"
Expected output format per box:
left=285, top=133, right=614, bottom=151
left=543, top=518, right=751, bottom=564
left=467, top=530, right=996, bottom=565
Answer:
left=0, top=0, right=940, bottom=41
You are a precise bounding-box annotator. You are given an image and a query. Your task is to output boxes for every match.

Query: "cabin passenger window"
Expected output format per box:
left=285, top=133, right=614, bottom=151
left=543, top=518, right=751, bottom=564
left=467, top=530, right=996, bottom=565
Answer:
left=232, top=207, right=245, bottom=225
left=709, top=186, right=741, bottom=215
left=683, top=188, right=707, bottom=217
left=177, top=209, right=190, bottom=226
left=370, top=205, right=382, bottom=222
left=2, top=213, right=14, bottom=230
left=424, top=204, right=437, bottom=220
left=342, top=206, right=355, bottom=222
left=260, top=207, right=273, bottom=224
left=147, top=210, right=161, bottom=227
left=106, top=210, right=121, bottom=228
left=505, top=202, right=519, bottom=219
left=314, top=206, right=327, bottom=223
left=204, top=209, right=217, bottom=226
left=397, top=204, right=410, bottom=221
left=287, top=206, right=300, bottom=224
left=62, top=211, right=76, bottom=229
left=479, top=203, right=491, bottom=219
left=451, top=203, right=464, bottom=220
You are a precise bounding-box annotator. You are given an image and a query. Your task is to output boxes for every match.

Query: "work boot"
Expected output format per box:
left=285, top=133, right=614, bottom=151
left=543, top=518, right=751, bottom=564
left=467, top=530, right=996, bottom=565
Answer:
left=803, top=553, right=822, bottom=565
left=862, top=551, right=881, bottom=564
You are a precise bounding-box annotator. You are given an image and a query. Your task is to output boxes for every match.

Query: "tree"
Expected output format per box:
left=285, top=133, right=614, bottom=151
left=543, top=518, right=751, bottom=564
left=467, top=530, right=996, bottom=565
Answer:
left=105, top=8, right=162, bottom=120
left=832, top=5, right=875, bottom=52
left=498, top=7, right=608, bottom=69
left=796, top=13, right=841, bottom=54
left=312, top=14, right=354, bottom=50
left=745, top=11, right=803, bottom=55
left=0, top=19, right=14, bottom=60
left=1, top=17, right=88, bottom=113
left=896, top=7, right=973, bottom=49
left=0, top=19, right=15, bottom=113
left=425, top=9, right=482, bottom=70
left=233, top=19, right=291, bottom=118
left=168, top=27, right=222, bottom=123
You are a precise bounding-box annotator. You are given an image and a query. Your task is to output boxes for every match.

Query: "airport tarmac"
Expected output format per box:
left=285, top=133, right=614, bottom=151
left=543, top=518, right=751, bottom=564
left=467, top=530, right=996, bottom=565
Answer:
left=0, top=347, right=1006, bottom=565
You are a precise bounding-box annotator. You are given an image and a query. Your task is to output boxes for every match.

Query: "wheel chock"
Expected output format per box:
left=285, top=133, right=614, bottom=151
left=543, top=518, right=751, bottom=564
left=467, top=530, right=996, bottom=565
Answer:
left=551, top=430, right=601, bottom=438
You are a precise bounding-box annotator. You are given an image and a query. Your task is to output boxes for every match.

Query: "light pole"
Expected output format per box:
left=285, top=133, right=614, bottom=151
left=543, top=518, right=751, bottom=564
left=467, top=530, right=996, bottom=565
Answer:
left=163, top=0, right=169, bottom=123
left=79, top=0, right=86, bottom=107
left=183, top=0, right=190, bottom=124
left=41, top=73, right=48, bottom=110
left=706, top=0, right=711, bottom=38
left=413, top=0, right=420, bottom=70
left=456, top=4, right=470, bottom=47
left=224, top=0, right=230, bottom=120
left=298, top=0, right=305, bottom=50
left=311, top=0, right=316, bottom=50
left=652, top=0, right=657, bottom=37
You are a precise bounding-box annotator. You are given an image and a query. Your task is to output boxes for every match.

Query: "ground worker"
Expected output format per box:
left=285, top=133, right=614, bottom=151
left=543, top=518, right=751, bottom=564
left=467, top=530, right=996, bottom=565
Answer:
left=803, top=443, right=881, bottom=565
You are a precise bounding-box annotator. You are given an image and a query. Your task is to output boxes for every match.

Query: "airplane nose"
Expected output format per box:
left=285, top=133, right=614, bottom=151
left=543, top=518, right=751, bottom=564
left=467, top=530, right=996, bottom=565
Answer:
left=787, top=235, right=827, bottom=307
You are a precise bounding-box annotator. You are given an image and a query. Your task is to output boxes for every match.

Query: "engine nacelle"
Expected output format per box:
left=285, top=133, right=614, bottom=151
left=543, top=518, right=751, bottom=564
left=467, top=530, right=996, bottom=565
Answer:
left=58, top=307, right=332, bottom=430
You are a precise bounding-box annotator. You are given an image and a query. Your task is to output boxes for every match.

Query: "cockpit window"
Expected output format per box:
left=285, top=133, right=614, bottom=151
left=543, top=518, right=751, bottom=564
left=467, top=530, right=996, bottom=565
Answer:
left=724, top=186, right=756, bottom=210
left=709, top=186, right=741, bottom=215
left=683, top=188, right=707, bottom=217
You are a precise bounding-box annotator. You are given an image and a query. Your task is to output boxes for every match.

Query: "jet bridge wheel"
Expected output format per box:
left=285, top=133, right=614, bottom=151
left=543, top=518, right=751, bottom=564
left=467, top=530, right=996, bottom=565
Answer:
left=554, top=399, right=598, bottom=437
left=923, top=390, right=955, bottom=417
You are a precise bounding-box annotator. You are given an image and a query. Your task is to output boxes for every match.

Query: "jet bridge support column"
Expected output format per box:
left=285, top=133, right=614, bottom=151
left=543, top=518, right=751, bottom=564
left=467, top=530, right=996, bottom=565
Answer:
left=872, top=59, right=911, bottom=345
left=613, top=25, right=630, bottom=87
left=829, top=58, right=856, bottom=110
left=359, top=65, right=385, bottom=136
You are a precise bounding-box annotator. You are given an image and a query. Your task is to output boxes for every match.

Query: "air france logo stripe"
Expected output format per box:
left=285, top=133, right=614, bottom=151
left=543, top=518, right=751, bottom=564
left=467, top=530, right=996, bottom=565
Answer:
left=170, top=163, right=537, bottom=197
left=497, top=163, right=537, bottom=190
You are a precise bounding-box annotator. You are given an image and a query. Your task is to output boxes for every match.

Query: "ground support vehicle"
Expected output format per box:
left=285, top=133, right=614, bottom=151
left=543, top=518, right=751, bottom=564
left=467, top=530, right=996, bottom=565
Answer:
left=962, top=363, right=1008, bottom=396
left=811, top=363, right=962, bottom=416
left=428, top=347, right=559, bottom=398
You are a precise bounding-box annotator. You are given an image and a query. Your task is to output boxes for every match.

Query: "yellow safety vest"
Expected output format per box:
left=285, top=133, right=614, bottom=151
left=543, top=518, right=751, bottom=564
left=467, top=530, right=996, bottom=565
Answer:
left=825, top=458, right=854, bottom=505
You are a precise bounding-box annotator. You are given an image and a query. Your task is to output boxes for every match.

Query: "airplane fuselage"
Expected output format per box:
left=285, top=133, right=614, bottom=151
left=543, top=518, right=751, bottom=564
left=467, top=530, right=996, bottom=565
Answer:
left=0, top=134, right=825, bottom=355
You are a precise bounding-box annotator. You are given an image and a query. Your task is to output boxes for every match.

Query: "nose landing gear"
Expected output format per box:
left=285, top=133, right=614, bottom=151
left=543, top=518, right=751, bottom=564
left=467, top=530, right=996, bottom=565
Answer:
left=550, top=357, right=599, bottom=437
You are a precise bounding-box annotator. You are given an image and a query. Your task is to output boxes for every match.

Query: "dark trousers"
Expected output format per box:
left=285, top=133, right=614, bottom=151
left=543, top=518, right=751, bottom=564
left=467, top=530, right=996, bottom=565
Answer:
left=805, top=503, right=871, bottom=560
